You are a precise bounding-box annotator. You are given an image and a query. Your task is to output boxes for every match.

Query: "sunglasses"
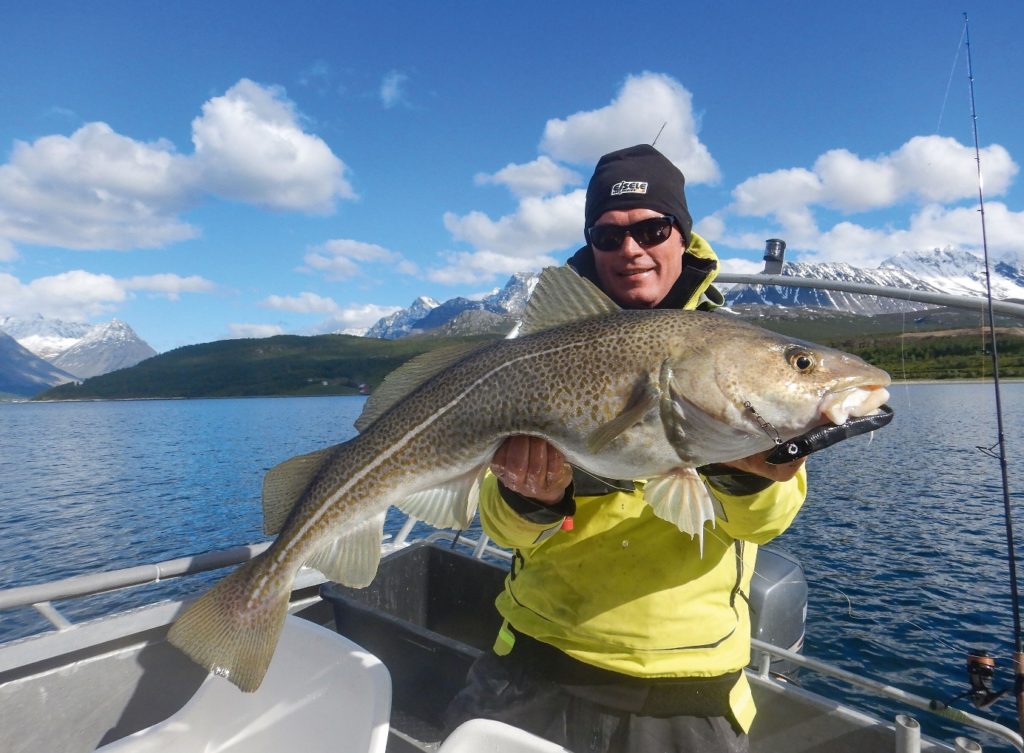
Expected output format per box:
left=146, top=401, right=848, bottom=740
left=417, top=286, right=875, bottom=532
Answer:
left=585, top=215, right=676, bottom=252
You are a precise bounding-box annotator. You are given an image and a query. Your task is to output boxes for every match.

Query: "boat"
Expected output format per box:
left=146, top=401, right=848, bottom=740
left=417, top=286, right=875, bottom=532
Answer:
left=3, top=238, right=1024, bottom=753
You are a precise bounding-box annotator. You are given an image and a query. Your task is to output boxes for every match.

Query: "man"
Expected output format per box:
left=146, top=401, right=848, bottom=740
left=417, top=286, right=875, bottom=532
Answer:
left=445, top=144, right=807, bottom=753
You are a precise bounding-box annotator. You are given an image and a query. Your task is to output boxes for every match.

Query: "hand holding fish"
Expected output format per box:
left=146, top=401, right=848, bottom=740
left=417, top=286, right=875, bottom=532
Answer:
left=490, top=436, right=573, bottom=504
left=722, top=450, right=807, bottom=482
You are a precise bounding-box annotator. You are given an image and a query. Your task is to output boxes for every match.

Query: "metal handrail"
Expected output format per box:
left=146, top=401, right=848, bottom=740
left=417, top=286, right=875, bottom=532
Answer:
left=0, top=542, right=272, bottom=611
left=2, top=530, right=1021, bottom=748
left=751, top=640, right=1024, bottom=751
left=716, top=272, right=1024, bottom=319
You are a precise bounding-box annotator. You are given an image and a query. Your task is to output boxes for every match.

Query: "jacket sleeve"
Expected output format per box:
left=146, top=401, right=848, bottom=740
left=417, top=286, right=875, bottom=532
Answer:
left=477, top=471, right=571, bottom=550
left=705, top=465, right=808, bottom=544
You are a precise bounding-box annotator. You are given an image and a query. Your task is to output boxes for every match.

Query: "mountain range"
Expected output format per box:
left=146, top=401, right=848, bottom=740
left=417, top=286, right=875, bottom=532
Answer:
left=0, top=316, right=156, bottom=398
left=7, top=246, right=1022, bottom=399
left=364, top=272, right=538, bottom=339
left=358, top=247, right=1024, bottom=338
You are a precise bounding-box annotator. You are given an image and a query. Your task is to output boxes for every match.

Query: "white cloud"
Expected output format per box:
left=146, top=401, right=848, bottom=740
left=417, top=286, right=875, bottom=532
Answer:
left=317, top=303, right=402, bottom=333
left=124, top=274, right=217, bottom=300
left=718, top=134, right=1023, bottom=266
left=431, top=73, right=722, bottom=285
left=435, top=189, right=584, bottom=284
left=262, top=291, right=340, bottom=314
left=0, top=79, right=355, bottom=252
left=730, top=168, right=823, bottom=218
left=475, top=156, right=582, bottom=198
left=540, top=72, right=720, bottom=184
left=0, top=123, right=199, bottom=250
left=810, top=137, right=1017, bottom=212
left=302, top=238, right=412, bottom=281
left=0, top=270, right=125, bottom=319
left=380, top=71, right=409, bottom=108
left=192, top=78, right=354, bottom=212
left=716, top=256, right=765, bottom=275
left=0, top=269, right=216, bottom=320
left=226, top=323, right=285, bottom=339
left=732, top=136, right=1017, bottom=219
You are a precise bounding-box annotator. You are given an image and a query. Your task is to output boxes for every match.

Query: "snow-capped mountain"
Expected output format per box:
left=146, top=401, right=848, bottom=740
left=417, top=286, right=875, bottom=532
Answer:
left=363, top=296, right=440, bottom=339
left=364, top=273, right=538, bottom=339
left=880, top=247, right=1024, bottom=300
left=363, top=247, right=1024, bottom=338
left=723, top=261, right=945, bottom=314
left=0, top=316, right=157, bottom=380
left=0, top=330, right=77, bottom=398
left=0, top=316, right=93, bottom=361
left=724, top=247, right=1024, bottom=314
left=49, top=319, right=157, bottom=379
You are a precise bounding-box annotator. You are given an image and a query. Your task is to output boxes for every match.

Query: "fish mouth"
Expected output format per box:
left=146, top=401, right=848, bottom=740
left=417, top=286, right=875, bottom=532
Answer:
left=819, top=385, right=891, bottom=425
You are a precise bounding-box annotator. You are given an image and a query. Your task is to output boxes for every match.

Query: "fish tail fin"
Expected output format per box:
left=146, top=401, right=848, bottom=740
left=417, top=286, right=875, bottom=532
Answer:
left=167, top=556, right=290, bottom=693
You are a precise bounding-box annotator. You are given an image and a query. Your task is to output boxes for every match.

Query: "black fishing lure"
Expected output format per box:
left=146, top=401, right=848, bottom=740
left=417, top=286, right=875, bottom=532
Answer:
left=765, top=405, right=894, bottom=465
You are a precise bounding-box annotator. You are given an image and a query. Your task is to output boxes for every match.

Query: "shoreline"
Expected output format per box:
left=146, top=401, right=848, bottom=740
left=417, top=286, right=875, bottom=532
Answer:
left=5, top=379, right=1023, bottom=405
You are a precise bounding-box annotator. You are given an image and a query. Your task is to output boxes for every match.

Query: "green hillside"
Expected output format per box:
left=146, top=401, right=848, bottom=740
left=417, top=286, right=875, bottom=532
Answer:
left=825, top=328, right=1024, bottom=381
left=32, top=317, right=1024, bottom=402
left=35, top=333, right=498, bottom=400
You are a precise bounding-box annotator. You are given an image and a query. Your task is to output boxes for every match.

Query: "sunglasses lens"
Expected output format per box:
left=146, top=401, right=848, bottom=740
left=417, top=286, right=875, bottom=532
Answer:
left=588, top=217, right=673, bottom=252
left=633, top=218, right=672, bottom=245
left=589, top=225, right=626, bottom=251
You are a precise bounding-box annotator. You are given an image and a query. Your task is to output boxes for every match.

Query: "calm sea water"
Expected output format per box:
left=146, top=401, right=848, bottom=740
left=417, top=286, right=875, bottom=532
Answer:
left=1, top=385, right=1023, bottom=746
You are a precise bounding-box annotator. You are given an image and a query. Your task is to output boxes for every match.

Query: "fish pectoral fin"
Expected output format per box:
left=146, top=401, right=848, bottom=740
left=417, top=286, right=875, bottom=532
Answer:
left=518, top=266, right=620, bottom=337
left=586, top=377, right=661, bottom=454
left=643, top=469, right=724, bottom=557
left=262, top=446, right=338, bottom=535
left=306, top=510, right=387, bottom=588
left=355, top=342, right=485, bottom=432
left=396, top=465, right=486, bottom=529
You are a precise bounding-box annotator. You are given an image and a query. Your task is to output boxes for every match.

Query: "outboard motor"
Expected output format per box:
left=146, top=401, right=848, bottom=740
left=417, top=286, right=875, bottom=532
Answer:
left=748, top=546, right=807, bottom=679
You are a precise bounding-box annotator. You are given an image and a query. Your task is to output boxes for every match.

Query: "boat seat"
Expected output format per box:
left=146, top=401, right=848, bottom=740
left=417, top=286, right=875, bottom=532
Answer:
left=439, top=719, right=571, bottom=753
left=97, top=615, right=391, bottom=753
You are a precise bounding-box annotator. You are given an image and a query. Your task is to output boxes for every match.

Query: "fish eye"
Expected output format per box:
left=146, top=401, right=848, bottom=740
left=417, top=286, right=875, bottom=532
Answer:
left=787, top=349, right=816, bottom=373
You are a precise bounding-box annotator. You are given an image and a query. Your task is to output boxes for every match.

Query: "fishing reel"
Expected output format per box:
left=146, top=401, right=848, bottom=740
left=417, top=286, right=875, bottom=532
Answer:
left=964, top=650, right=1007, bottom=710
left=930, top=650, right=1007, bottom=713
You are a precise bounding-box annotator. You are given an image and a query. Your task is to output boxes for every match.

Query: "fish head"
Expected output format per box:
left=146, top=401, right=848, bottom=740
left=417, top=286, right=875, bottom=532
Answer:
left=667, top=322, right=891, bottom=450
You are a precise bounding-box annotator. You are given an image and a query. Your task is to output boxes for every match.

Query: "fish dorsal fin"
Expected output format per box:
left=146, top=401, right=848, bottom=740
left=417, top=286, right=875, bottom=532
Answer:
left=355, top=342, right=485, bottom=432
left=306, top=510, right=387, bottom=587
left=262, top=446, right=337, bottom=535
left=518, top=266, right=620, bottom=337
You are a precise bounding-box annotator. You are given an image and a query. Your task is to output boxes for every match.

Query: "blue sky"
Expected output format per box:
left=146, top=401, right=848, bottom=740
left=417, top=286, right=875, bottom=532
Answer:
left=1, top=1, right=1022, bottom=352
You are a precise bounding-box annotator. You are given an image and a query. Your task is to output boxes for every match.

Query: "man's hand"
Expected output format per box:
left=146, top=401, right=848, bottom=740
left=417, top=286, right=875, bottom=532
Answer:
left=490, top=436, right=573, bottom=504
left=722, top=449, right=806, bottom=482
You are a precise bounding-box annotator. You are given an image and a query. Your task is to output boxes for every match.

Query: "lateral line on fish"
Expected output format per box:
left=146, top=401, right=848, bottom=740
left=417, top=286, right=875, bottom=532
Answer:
left=252, top=337, right=587, bottom=597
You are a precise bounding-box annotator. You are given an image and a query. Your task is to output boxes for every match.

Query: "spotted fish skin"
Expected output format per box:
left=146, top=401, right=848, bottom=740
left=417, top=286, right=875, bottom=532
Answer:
left=168, top=267, right=891, bottom=692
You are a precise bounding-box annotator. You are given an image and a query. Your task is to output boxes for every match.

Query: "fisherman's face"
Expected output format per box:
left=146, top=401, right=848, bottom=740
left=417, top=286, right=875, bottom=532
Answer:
left=591, top=208, right=685, bottom=309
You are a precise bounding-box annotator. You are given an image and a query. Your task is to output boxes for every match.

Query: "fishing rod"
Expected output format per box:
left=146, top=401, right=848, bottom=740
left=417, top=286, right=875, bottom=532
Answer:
left=962, top=12, right=1024, bottom=735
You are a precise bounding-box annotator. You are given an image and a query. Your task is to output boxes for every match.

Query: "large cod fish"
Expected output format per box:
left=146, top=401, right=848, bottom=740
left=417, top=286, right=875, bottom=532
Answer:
left=169, top=266, right=891, bottom=691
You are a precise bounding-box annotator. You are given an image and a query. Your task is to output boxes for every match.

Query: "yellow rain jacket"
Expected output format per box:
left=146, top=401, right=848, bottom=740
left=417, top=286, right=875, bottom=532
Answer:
left=478, top=233, right=808, bottom=731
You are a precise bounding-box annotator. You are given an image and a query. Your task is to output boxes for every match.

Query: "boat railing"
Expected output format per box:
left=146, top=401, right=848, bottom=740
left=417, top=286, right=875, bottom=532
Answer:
left=4, top=267, right=1023, bottom=750
left=714, top=272, right=1024, bottom=319
left=3, top=521, right=1015, bottom=750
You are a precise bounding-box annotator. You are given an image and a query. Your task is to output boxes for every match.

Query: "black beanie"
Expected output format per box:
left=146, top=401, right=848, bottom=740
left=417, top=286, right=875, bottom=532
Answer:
left=584, top=144, right=693, bottom=248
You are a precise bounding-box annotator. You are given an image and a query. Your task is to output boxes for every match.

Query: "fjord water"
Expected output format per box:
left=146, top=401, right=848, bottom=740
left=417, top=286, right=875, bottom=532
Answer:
left=1, top=384, right=1022, bottom=745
